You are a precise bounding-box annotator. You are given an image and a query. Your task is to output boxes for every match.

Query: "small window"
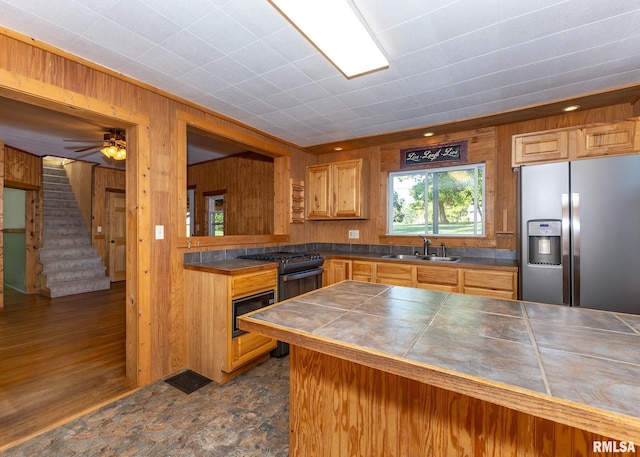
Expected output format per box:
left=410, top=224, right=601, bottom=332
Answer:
left=388, top=163, right=484, bottom=236
left=205, top=194, right=225, bottom=236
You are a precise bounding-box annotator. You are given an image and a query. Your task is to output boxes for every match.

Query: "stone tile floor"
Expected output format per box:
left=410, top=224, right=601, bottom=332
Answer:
left=1, top=357, right=289, bottom=457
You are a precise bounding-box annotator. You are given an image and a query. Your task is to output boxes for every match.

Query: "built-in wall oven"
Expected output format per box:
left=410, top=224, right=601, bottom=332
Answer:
left=238, top=251, right=324, bottom=356
left=231, top=289, right=275, bottom=338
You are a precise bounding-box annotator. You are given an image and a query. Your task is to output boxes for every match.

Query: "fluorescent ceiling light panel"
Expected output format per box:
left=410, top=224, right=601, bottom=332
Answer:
left=270, top=0, right=389, bottom=78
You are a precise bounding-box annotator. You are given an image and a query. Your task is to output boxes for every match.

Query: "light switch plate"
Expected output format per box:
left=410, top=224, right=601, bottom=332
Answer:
left=155, top=225, right=164, bottom=240
left=348, top=230, right=359, bottom=239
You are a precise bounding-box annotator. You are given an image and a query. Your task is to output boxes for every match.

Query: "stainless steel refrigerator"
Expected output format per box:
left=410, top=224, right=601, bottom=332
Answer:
left=519, top=154, right=640, bottom=314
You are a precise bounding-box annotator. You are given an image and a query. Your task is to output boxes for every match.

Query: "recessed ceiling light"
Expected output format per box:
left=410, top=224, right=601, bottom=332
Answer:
left=563, top=105, right=580, bottom=112
left=423, top=132, right=434, bottom=137
left=334, top=147, right=343, bottom=151
left=269, top=0, right=389, bottom=78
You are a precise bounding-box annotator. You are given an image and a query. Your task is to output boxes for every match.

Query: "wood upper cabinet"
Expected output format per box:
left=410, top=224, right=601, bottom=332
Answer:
left=306, top=159, right=368, bottom=220
left=576, top=120, right=639, bottom=158
left=512, top=130, right=573, bottom=165
left=512, top=118, right=640, bottom=166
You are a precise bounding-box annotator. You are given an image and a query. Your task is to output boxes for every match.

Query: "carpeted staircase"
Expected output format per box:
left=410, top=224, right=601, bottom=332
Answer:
left=40, top=163, right=110, bottom=298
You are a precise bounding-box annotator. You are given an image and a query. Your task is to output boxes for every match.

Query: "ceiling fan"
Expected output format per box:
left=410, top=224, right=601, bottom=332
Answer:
left=64, top=129, right=127, bottom=160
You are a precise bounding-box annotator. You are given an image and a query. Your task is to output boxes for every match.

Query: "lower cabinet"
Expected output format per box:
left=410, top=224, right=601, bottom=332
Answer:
left=461, top=268, right=517, bottom=299
left=415, top=264, right=459, bottom=292
left=324, top=258, right=517, bottom=299
left=351, top=260, right=373, bottom=282
left=184, top=267, right=277, bottom=384
left=323, top=259, right=351, bottom=286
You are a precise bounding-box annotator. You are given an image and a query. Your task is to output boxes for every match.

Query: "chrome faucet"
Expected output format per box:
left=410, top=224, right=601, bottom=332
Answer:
left=420, top=236, right=431, bottom=256
left=440, top=243, right=446, bottom=257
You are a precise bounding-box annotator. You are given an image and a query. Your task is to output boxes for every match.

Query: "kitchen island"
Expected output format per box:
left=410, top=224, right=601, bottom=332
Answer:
left=238, top=280, right=640, bottom=456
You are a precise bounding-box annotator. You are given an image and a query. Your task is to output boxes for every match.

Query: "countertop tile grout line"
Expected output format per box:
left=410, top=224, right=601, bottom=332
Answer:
left=521, top=302, right=552, bottom=396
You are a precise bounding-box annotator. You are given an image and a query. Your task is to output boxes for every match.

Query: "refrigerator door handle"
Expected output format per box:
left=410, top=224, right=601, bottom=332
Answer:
left=572, top=192, right=581, bottom=306
left=561, top=193, right=571, bottom=305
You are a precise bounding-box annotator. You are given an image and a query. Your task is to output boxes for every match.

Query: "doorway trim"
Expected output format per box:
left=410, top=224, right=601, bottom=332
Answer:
left=0, top=70, right=151, bottom=386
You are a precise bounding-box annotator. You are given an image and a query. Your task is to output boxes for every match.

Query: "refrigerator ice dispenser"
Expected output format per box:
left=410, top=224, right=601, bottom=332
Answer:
left=527, top=220, right=561, bottom=265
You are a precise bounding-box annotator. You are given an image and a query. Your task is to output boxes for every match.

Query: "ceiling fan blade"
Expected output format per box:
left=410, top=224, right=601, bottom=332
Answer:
left=63, top=139, right=103, bottom=143
left=76, top=150, right=101, bottom=159
left=75, top=145, right=101, bottom=153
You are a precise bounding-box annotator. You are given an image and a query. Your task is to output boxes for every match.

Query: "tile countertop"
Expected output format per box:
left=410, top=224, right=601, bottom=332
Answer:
left=183, top=259, right=279, bottom=275
left=238, top=280, right=640, bottom=443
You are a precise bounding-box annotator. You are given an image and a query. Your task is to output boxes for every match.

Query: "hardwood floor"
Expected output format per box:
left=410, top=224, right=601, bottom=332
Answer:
left=0, top=283, right=137, bottom=451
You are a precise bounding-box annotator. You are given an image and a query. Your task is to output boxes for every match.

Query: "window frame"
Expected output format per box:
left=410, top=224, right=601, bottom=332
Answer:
left=387, top=162, right=485, bottom=237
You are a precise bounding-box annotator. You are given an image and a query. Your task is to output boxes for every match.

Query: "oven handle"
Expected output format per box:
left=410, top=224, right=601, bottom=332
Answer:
left=281, top=267, right=324, bottom=282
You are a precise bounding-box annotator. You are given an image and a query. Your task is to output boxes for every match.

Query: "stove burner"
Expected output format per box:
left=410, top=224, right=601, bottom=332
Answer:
left=238, top=251, right=324, bottom=274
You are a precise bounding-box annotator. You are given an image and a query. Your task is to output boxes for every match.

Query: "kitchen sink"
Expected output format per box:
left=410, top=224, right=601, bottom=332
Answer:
left=420, top=255, right=461, bottom=262
left=381, top=254, right=461, bottom=262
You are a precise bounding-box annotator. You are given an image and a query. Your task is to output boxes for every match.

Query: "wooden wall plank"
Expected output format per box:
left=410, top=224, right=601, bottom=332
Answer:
left=187, top=153, right=274, bottom=236
left=290, top=346, right=627, bottom=457
left=64, top=160, right=93, bottom=233
left=0, top=140, right=4, bottom=308
left=4, top=146, right=41, bottom=188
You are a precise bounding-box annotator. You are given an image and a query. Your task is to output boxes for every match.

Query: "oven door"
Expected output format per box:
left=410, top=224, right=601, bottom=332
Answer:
left=231, top=290, right=275, bottom=338
left=279, top=267, right=324, bottom=301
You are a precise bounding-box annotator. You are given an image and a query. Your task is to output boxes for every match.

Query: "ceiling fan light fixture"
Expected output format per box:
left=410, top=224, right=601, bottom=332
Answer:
left=269, top=0, right=388, bottom=78
left=100, top=130, right=127, bottom=160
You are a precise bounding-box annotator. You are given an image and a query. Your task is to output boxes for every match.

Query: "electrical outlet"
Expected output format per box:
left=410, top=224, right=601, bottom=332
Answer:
left=348, top=230, right=359, bottom=239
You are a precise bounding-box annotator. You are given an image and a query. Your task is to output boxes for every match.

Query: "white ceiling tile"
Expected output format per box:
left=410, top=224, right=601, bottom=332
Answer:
left=262, top=65, right=314, bottom=92
left=160, top=30, right=224, bottom=67
left=81, top=18, right=156, bottom=60
left=187, top=10, right=257, bottom=54
left=282, top=83, right=332, bottom=104
left=262, top=27, right=317, bottom=62
left=104, top=0, right=182, bottom=44
left=211, top=85, right=256, bottom=106
left=179, top=67, right=229, bottom=94
left=1, top=0, right=640, bottom=151
left=136, top=46, right=197, bottom=78
left=235, top=77, right=281, bottom=99
left=139, top=0, right=220, bottom=28
left=222, top=0, right=286, bottom=38
left=229, top=41, right=288, bottom=75
left=202, top=56, right=256, bottom=85
left=118, top=61, right=173, bottom=87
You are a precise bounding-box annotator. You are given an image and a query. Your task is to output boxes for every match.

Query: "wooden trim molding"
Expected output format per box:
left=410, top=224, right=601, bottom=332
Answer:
left=0, top=69, right=151, bottom=386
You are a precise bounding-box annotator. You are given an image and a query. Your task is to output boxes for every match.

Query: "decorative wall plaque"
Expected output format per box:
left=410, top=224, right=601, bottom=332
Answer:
left=400, top=140, right=468, bottom=169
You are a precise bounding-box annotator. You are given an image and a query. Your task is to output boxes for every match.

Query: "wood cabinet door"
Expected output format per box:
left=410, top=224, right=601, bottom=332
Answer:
left=512, top=130, right=571, bottom=166
left=332, top=160, right=362, bottom=218
left=576, top=120, right=639, bottom=158
left=462, top=269, right=517, bottom=299
left=306, top=164, right=331, bottom=219
left=352, top=260, right=373, bottom=282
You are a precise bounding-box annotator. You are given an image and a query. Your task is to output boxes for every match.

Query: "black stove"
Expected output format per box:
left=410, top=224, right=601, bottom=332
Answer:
left=238, top=251, right=324, bottom=274
left=238, top=251, right=325, bottom=358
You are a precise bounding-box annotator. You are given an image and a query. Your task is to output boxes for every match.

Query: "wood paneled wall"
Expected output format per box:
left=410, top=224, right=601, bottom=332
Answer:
left=64, top=160, right=93, bottom=232
left=4, top=146, right=41, bottom=189
left=0, top=140, right=4, bottom=308
left=0, top=30, right=303, bottom=384
left=187, top=153, right=274, bottom=236
left=309, top=105, right=638, bottom=251
left=290, top=346, right=623, bottom=457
